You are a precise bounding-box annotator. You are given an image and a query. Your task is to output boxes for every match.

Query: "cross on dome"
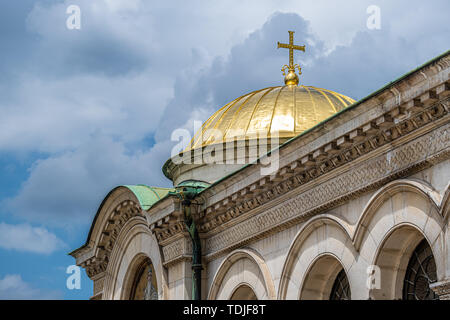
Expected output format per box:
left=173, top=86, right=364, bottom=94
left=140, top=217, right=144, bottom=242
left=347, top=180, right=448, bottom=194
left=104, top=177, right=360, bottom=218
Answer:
left=277, top=31, right=306, bottom=86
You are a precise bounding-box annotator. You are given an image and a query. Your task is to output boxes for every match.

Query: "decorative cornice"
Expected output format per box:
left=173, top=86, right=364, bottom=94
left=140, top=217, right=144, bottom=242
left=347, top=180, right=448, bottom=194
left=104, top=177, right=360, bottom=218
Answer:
left=151, top=220, right=185, bottom=243
left=80, top=200, right=144, bottom=278
left=203, top=120, right=449, bottom=259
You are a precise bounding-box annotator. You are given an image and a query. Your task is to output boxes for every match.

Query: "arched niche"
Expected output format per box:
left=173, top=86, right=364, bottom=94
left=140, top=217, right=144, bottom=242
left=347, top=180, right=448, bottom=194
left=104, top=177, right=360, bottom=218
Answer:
left=102, top=219, right=167, bottom=300
left=354, top=179, right=446, bottom=299
left=230, top=284, right=258, bottom=300
left=370, top=225, right=438, bottom=300
left=300, top=254, right=351, bottom=300
left=208, top=248, right=276, bottom=300
left=278, top=215, right=356, bottom=300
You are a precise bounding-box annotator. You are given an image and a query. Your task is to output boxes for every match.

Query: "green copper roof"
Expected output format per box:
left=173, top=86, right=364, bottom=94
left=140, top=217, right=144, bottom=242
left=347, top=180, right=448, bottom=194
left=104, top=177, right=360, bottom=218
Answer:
left=69, top=185, right=176, bottom=255
left=176, top=180, right=211, bottom=189
left=125, top=185, right=175, bottom=210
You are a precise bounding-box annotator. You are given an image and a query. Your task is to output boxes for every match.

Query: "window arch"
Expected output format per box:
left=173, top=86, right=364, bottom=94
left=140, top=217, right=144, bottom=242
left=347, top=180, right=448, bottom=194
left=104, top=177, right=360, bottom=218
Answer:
left=300, top=254, right=350, bottom=300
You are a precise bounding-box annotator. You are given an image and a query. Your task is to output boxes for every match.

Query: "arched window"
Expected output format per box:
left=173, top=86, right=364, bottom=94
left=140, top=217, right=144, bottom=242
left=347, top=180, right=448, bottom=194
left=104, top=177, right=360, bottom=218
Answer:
left=329, top=269, right=351, bottom=300
left=129, top=258, right=158, bottom=300
left=403, top=239, right=438, bottom=300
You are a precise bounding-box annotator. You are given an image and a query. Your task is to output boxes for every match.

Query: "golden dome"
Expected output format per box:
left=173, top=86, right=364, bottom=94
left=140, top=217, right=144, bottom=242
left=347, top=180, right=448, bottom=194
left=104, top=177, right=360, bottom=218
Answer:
left=186, top=85, right=355, bottom=151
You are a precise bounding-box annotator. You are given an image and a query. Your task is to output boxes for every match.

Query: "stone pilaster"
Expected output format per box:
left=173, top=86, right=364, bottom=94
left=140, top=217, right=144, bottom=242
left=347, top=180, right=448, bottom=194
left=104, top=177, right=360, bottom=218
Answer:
left=90, top=272, right=105, bottom=300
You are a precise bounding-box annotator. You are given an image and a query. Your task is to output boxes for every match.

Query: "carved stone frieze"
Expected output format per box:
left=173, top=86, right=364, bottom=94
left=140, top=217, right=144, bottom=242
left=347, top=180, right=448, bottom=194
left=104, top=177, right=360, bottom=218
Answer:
left=162, top=236, right=193, bottom=266
left=204, top=120, right=449, bottom=258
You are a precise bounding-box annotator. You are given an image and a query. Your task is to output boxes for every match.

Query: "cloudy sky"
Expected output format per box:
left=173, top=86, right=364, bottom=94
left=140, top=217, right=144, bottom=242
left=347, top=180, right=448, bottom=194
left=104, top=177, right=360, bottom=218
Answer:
left=0, top=0, right=448, bottom=299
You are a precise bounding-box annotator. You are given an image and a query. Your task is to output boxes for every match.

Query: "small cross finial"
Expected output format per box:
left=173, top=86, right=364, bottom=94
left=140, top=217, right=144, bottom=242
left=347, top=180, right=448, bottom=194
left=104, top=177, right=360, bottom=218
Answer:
left=277, top=31, right=306, bottom=86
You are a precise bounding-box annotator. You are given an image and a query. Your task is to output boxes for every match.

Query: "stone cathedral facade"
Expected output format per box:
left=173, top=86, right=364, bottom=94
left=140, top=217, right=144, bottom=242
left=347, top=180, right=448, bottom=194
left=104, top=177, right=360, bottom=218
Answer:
left=70, top=36, right=450, bottom=300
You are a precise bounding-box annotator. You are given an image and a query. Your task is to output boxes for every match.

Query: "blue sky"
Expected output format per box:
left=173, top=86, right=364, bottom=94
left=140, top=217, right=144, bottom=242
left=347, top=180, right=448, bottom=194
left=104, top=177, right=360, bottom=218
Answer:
left=0, top=0, right=448, bottom=299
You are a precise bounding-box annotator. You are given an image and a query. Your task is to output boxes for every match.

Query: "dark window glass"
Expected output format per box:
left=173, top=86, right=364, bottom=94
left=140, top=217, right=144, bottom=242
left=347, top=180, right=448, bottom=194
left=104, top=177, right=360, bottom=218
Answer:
left=403, top=239, right=438, bottom=300
left=330, top=269, right=351, bottom=300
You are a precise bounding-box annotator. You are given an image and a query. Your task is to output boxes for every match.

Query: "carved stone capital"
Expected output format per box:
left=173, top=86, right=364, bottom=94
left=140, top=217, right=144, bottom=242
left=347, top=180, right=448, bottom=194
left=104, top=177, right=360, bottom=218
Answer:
left=162, top=236, right=193, bottom=266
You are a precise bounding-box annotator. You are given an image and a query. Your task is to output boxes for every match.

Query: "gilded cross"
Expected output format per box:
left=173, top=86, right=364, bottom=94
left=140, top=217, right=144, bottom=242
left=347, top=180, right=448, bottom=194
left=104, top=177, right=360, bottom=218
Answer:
left=277, top=31, right=305, bottom=68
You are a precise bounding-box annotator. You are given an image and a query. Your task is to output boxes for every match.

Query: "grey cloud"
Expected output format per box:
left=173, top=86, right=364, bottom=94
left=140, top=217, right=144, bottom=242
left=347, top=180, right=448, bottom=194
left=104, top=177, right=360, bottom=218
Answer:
left=155, top=11, right=450, bottom=145
left=5, top=135, right=172, bottom=227
left=4, top=6, right=450, bottom=230
left=155, top=12, right=324, bottom=142
left=0, top=274, right=62, bottom=299
left=302, top=28, right=449, bottom=99
left=25, top=1, right=152, bottom=77
left=0, top=1, right=40, bottom=80
left=0, top=222, right=66, bottom=254
left=0, top=73, right=172, bottom=152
